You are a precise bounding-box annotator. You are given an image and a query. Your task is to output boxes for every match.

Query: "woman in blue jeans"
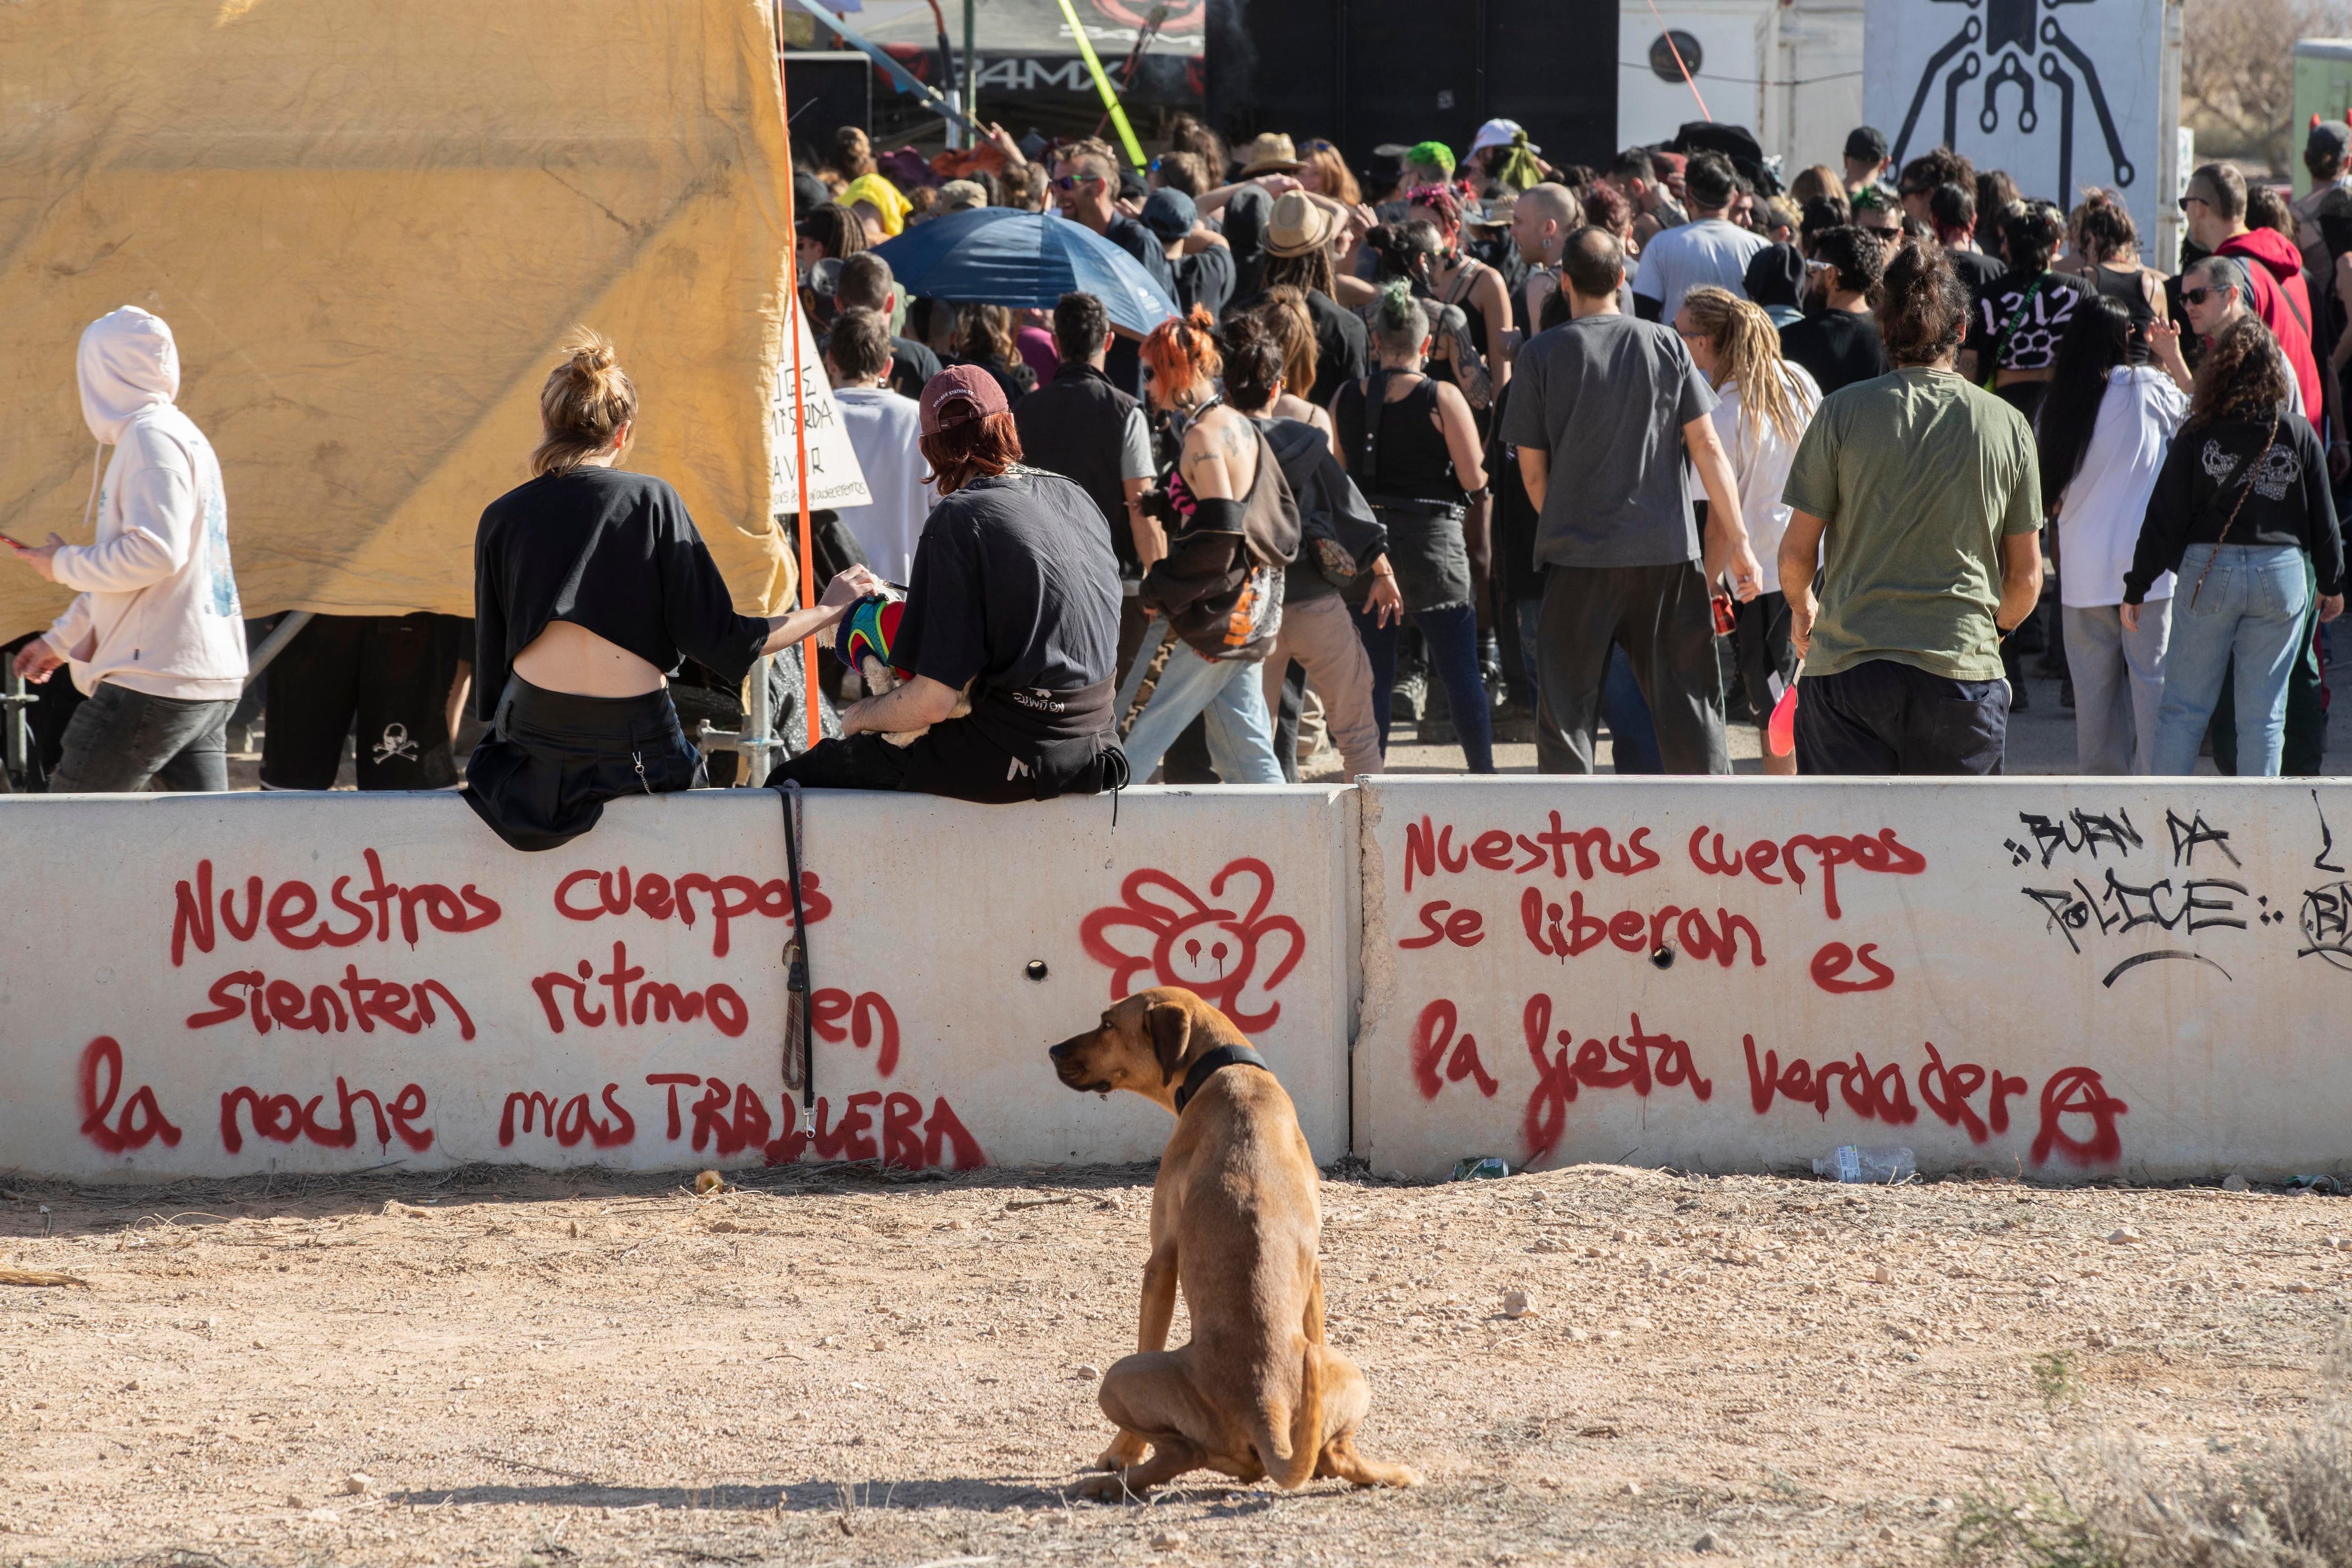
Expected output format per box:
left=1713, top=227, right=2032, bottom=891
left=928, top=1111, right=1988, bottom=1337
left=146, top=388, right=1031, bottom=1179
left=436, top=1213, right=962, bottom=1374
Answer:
left=1120, top=307, right=1296, bottom=784
left=1331, top=282, right=1496, bottom=772
left=2124, top=317, right=2344, bottom=776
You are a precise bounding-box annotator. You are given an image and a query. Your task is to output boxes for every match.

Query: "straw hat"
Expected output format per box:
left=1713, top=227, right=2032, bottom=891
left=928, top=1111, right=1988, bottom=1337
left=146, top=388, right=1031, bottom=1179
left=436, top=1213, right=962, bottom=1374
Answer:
left=1237, top=132, right=1303, bottom=176
left=1264, top=190, right=1341, bottom=258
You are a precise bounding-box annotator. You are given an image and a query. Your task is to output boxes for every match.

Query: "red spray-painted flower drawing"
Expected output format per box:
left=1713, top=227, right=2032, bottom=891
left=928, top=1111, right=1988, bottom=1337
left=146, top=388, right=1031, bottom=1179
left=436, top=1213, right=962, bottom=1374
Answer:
left=1079, top=858, right=1305, bottom=1030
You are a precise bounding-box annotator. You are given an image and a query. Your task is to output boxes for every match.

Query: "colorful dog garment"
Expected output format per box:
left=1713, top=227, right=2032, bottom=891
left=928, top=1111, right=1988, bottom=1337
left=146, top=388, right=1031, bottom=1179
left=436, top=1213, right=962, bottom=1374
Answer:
left=834, top=594, right=909, bottom=683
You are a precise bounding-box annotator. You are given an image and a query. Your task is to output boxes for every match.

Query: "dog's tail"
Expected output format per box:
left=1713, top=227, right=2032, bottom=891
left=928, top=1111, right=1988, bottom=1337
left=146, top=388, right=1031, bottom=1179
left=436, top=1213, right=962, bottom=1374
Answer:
left=1257, top=1340, right=1323, bottom=1491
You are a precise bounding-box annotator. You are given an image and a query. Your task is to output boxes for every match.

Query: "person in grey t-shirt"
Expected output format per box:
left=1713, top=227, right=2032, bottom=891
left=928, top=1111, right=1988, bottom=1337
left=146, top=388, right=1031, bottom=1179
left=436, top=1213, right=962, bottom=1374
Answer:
left=1503, top=226, right=1760, bottom=774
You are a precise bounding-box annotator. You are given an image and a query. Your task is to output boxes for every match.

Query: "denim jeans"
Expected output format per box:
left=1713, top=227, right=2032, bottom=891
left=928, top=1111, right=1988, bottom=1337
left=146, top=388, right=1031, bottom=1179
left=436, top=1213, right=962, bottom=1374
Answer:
left=1120, top=645, right=1284, bottom=784
left=2148, top=544, right=2310, bottom=777
left=46, top=680, right=234, bottom=793
left=1351, top=601, right=1495, bottom=772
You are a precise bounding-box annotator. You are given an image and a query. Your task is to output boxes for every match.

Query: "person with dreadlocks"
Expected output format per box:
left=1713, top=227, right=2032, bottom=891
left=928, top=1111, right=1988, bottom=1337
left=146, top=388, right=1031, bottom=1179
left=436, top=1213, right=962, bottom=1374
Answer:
left=1675, top=287, right=1820, bottom=775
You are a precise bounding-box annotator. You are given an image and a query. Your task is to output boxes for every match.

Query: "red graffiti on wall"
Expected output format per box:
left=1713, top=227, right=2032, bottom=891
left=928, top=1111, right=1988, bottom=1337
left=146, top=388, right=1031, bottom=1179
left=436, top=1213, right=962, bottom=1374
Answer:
left=530, top=941, right=750, bottom=1038
left=2030, top=1067, right=2130, bottom=1167
left=77, top=1036, right=182, bottom=1154
left=1521, top=997, right=1713, bottom=1163
left=812, top=989, right=900, bottom=1076
left=1917, top=1043, right=2029, bottom=1144
left=637, top=1074, right=985, bottom=1170
left=170, top=853, right=500, bottom=966
left=553, top=865, right=828, bottom=958
left=1080, top=859, right=1303, bottom=1030
left=500, top=1085, right=637, bottom=1149
left=185, top=967, right=476, bottom=1038
left=1408, top=999, right=1499, bottom=1100
left=1685, top=826, right=1928, bottom=918
left=1742, top=1037, right=1921, bottom=1124
left=1517, top=887, right=1765, bottom=967
left=219, top=1080, right=432, bottom=1154
left=1404, top=813, right=1660, bottom=892
left=1809, top=941, right=1895, bottom=993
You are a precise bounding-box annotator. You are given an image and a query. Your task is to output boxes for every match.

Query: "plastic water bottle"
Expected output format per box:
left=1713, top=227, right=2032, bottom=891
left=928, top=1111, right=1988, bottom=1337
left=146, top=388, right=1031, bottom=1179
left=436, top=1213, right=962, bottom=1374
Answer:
left=1812, top=1145, right=1915, bottom=1184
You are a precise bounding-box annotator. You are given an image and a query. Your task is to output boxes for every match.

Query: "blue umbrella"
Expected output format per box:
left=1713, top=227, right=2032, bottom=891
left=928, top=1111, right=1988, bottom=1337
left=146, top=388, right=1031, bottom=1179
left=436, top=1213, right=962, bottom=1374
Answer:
left=871, top=208, right=1178, bottom=338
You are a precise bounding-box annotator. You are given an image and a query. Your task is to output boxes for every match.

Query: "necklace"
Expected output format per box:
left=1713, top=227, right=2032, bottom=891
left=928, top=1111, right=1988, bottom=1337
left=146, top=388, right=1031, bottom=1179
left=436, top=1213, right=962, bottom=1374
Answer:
left=1169, top=390, right=1224, bottom=440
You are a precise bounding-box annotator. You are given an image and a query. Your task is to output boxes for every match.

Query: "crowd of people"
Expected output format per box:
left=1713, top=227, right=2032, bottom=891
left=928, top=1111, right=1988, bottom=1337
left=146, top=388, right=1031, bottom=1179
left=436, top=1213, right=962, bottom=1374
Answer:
left=9, top=112, right=2351, bottom=811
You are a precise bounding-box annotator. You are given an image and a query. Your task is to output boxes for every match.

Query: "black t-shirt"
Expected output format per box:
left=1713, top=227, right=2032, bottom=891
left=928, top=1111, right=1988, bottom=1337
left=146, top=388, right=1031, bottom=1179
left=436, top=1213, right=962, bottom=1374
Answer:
left=1778, top=311, right=1892, bottom=396
left=1171, top=245, right=1236, bottom=319
left=888, top=335, right=941, bottom=400
left=1965, top=270, right=2088, bottom=373
left=2127, top=413, right=2346, bottom=602
left=1944, top=247, right=2008, bottom=315
left=895, top=467, right=1121, bottom=695
left=472, top=467, right=768, bottom=722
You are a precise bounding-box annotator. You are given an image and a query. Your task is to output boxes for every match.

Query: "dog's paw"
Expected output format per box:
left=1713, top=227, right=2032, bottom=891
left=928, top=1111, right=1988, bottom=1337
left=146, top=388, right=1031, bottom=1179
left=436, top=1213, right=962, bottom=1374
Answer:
left=1074, top=1471, right=1141, bottom=1503
left=1091, top=1437, right=1146, bottom=1472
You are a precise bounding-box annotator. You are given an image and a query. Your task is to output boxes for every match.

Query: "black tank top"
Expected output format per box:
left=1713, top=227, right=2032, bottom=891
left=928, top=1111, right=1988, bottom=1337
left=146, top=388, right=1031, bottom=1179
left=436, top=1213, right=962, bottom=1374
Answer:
left=1336, top=374, right=1459, bottom=504
left=2090, top=263, right=2157, bottom=362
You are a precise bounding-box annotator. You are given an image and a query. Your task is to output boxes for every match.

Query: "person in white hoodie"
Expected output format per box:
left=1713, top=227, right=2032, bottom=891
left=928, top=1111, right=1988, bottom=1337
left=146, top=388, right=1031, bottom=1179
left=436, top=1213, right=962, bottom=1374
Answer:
left=7, top=306, right=247, bottom=791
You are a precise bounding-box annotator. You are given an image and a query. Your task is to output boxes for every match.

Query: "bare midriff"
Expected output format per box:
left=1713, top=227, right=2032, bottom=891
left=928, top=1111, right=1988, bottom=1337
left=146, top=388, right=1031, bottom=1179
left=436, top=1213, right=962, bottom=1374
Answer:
left=511, top=619, right=667, bottom=698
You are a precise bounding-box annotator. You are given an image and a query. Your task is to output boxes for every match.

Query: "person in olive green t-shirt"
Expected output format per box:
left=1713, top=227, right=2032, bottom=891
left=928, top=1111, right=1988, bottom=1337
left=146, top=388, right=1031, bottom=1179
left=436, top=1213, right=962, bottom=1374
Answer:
left=1777, top=246, right=2044, bottom=774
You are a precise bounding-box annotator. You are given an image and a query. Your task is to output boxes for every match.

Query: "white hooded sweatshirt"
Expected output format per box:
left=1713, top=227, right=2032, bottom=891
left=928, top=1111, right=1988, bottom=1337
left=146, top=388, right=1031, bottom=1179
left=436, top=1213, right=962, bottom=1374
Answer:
left=41, top=307, right=246, bottom=700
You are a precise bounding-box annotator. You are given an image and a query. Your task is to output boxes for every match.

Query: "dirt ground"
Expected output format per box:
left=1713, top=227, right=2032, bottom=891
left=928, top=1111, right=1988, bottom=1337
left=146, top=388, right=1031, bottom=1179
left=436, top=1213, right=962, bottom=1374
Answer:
left=0, top=1161, right=2341, bottom=1568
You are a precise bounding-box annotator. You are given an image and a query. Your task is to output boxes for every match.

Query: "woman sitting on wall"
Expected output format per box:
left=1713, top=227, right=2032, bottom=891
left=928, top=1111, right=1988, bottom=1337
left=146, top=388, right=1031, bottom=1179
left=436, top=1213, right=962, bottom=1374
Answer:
left=465, top=332, right=877, bottom=852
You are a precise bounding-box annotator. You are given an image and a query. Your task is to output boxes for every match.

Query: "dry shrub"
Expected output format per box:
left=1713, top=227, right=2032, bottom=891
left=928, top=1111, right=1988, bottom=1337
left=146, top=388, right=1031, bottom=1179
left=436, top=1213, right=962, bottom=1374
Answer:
left=1954, top=1417, right=2352, bottom=1567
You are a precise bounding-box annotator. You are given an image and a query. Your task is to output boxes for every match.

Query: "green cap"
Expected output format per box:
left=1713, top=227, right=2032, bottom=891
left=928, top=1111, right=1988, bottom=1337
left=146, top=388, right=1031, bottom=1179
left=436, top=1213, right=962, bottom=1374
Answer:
left=1406, top=140, right=1455, bottom=175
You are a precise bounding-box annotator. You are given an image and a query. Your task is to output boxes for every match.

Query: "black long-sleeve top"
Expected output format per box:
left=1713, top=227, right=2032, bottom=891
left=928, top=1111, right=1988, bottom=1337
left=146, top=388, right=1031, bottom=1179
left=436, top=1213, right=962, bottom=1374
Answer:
left=2126, top=411, right=2345, bottom=604
left=473, top=466, right=770, bottom=721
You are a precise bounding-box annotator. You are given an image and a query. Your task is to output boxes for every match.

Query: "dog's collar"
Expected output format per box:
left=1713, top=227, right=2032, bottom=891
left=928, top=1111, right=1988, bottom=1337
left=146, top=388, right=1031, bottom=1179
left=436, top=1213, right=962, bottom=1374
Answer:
left=1173, top=1044, right=1271, bottom=1114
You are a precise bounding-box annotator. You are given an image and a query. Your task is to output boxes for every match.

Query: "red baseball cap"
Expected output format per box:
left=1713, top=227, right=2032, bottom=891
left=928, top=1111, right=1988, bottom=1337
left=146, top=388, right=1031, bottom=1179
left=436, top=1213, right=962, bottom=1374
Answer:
left=917, top=364, right=1008, bottom=436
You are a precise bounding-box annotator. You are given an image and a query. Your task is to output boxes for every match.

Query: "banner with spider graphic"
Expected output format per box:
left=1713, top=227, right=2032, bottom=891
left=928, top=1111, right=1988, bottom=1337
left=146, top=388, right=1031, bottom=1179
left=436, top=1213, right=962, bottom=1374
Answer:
left=1865, top=0, right=2169, bottom=260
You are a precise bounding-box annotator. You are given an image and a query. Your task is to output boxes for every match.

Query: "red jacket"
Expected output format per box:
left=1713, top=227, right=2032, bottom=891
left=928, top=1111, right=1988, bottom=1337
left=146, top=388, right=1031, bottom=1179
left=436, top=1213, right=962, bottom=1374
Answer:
left=2216, top=227, right=2324, bottom=422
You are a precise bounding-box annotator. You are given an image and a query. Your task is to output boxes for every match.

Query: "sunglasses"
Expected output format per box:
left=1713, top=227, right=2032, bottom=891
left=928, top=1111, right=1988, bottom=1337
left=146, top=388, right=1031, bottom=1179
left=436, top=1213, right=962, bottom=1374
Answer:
left=2181, top=285, right=2224, bottom=305
left=1052, top=174, right=1105, bottom=191
left=1302, top=138, right=1338, bottom=154
left=2177, top=193, right=2209, bottom=212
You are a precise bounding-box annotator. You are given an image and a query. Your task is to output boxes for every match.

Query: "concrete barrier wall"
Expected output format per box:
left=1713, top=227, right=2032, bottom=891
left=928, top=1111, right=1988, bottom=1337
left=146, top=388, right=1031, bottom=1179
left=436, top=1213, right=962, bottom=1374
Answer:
left=1354, top=778, right=2352, bottom=1182
left=0, top=787, right=1358, bottom=1181
left=5, top=778, right=2347, bottom=1185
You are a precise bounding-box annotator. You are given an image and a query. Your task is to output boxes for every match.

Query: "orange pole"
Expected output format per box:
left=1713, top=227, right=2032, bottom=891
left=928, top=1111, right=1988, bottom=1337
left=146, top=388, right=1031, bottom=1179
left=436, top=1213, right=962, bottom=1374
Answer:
left=777, top=2, right=823, bottom=751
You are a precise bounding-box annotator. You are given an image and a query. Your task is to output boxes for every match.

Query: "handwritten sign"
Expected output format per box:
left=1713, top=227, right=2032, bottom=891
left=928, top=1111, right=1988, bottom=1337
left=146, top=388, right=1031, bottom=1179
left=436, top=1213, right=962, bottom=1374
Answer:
left=0, top=788, right=1355, bottom=1181
left=771, top=298, right=873, bottom=514
left=1357, top=779, right=2352, bottom=1182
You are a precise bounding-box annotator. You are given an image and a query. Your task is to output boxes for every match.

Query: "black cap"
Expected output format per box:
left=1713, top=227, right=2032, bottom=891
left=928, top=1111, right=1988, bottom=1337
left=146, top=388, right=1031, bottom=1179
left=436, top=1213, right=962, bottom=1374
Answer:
left=1741, top=242, right=1804, bottom=309
left=1844, top=126, right=1888, bottom=163
left=1118, top=170, right=1147, bottom=205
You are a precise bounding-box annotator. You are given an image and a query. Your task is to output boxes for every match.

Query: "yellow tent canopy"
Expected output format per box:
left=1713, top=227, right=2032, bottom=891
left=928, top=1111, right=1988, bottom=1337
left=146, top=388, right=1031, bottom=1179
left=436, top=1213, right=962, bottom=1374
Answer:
left=0, top=0, right=800, bottom=645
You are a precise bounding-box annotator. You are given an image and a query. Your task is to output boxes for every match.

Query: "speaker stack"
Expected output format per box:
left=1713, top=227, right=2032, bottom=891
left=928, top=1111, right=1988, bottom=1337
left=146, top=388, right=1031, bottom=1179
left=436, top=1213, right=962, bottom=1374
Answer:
left=1204, top=0, right=1618, bottom=175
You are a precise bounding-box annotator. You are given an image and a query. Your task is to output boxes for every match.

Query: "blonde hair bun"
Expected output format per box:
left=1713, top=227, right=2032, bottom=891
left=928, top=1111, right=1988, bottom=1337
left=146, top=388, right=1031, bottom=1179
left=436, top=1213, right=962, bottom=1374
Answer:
left=532, top=328, right=637, bottom=478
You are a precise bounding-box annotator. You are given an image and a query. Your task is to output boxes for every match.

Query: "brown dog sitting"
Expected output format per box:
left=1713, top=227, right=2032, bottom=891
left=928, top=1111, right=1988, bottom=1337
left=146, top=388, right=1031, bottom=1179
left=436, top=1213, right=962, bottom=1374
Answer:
left=1048, top=985, right=1415, bottom=1498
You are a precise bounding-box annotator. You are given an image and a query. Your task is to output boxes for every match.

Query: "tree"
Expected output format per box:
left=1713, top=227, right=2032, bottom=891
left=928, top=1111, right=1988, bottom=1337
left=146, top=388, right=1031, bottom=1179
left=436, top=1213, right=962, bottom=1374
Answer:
left=2184, top=0, right=2352, bottom=172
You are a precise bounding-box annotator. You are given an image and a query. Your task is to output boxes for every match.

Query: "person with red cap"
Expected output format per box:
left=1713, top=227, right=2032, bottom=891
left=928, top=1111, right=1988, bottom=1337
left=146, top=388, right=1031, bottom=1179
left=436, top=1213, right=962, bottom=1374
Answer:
left=765, top=365, right=1127, bottom=801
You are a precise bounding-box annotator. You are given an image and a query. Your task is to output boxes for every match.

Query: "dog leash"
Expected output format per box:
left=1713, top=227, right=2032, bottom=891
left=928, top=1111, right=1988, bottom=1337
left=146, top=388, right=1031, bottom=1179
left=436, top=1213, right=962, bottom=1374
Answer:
left=778, top=778, right=814, bottom=1110
left=1172, top=1044, right=1272, bottom=1114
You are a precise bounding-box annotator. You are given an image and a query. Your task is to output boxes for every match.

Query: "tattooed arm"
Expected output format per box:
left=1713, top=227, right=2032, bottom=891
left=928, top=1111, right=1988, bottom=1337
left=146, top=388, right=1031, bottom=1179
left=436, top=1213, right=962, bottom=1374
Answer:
left=1437, top=303, right=1491, bottom=411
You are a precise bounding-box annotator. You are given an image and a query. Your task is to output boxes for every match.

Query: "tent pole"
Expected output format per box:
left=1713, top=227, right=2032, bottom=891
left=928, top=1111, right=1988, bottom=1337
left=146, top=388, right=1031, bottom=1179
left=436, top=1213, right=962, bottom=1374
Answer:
left=776, top=0, right=821, bottom=753
left=963, top=0, right=977, bottom=134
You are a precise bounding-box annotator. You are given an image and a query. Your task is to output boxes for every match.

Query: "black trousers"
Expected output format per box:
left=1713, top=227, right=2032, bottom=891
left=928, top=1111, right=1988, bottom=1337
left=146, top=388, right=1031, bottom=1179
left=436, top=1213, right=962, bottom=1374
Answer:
left=461, top=679, right=703, bottom=852
left=768, top=715, right=1126, bottom=803
left=1794, top=657, right=2008, bottom=776
left=261, top=612, right=466, bottom=790
left=1533, top=560, right=1728, bottom=774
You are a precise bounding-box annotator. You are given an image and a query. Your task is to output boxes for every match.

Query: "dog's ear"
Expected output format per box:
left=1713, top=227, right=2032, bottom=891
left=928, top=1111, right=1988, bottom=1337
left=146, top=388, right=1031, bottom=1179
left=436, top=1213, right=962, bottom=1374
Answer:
left=1145, top=1002, right=1192, bottom=1086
